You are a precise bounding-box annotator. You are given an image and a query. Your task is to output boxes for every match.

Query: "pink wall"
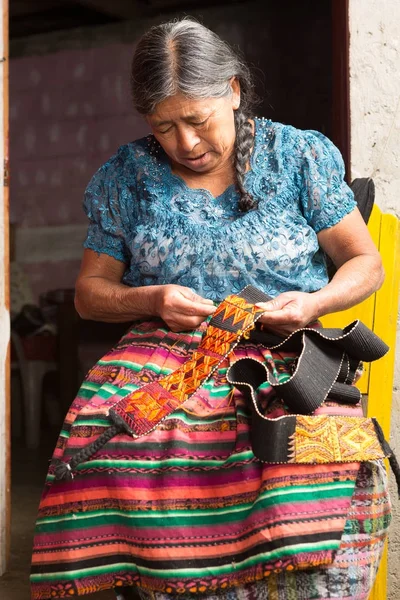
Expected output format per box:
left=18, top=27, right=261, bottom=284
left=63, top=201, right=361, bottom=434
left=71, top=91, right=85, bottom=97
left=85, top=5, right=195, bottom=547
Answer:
left=10, top=3, right=332, bottom=304
left=10, top=42, right=149, bottom=301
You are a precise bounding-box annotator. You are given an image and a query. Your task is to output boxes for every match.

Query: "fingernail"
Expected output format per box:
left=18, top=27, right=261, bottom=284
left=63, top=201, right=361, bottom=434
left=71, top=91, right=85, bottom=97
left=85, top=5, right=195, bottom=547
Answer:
left=255, top=302, right=274, bottom=311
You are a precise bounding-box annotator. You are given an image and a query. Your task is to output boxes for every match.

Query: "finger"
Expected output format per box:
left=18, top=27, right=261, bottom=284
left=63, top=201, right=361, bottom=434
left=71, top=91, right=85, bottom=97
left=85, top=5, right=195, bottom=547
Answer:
left=256, top=296, right=292, bottom=312
left=259, top=306, right=300, bottom=326
left=180, top=288, right=216, bottom=306
left=168, top=315, right=208, bottom=332
left=174, top=295, right=216, bottom=317
left=196, top=297, right=215, bottom=306
left=188, top=302, right=216, bottom=316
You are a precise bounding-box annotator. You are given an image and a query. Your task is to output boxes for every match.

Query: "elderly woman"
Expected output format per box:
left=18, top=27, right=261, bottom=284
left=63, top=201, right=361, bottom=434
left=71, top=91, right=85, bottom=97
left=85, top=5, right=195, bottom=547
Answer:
left=31, top=18, right=391, bottom=600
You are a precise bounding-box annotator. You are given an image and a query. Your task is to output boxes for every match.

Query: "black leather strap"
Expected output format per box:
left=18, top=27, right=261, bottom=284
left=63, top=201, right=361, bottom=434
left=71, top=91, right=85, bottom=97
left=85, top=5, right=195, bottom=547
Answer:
left=243, top=320, right=388, bottom=412
left=227, top=320, right=389, bottom=464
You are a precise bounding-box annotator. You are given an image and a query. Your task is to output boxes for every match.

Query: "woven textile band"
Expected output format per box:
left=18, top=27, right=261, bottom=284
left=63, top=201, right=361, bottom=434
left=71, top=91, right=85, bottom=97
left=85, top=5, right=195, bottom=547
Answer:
left=109, top=286, right=268, bottom=436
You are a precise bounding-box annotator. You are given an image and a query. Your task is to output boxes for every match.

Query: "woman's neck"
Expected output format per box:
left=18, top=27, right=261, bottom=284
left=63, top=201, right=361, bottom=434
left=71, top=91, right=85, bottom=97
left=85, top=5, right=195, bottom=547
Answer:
left=170, top=119, right=255, bottom=198
left=171, top=159, right=236, bottom=197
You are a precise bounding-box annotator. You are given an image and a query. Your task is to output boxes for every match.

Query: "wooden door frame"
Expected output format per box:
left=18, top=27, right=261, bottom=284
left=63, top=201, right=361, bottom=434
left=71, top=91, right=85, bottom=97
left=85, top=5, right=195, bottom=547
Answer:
left=0, top=0, right=9, bottom=577
left=331, top=0, right=350, bottom=179
left=0, top=0, right=351, bottom=579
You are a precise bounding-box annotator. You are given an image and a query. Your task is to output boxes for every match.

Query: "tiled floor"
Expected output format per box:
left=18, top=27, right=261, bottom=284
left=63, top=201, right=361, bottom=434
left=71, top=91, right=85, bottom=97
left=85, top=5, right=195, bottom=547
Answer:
left=0, top=432, right=116, bottom=600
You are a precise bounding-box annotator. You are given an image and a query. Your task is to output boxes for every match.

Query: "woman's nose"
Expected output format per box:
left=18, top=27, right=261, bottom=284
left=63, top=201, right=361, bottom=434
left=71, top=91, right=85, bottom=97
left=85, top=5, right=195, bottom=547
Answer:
left=177, top=127, right=200, bottom=153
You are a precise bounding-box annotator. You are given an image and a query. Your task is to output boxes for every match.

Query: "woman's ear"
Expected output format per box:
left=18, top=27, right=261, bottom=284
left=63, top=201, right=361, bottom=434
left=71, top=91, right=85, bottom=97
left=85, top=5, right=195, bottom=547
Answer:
left=230, top=77, right=241, bottom=110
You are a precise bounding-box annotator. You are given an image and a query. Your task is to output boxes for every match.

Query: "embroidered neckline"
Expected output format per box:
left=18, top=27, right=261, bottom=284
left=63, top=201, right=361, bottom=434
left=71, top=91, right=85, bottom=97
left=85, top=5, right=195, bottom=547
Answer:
left=153, top=117, right=272, bottom=202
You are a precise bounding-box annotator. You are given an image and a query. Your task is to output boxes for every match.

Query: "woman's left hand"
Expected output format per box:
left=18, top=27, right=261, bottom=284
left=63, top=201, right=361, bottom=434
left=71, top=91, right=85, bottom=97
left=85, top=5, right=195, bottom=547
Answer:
left=256, top=291, right=320, bottom=337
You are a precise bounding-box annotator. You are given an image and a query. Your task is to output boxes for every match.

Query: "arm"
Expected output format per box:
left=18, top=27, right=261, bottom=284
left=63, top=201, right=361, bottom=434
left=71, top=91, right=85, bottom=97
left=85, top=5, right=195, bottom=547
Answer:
left=256, top=209, right=384, bottom=336
left=313, top=207, right=384, bottom=313
left=74, top=249, right=215, bottom=331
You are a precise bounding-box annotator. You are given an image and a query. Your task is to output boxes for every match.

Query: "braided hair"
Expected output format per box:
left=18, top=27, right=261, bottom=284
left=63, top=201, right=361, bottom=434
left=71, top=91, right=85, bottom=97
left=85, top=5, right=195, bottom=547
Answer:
left=131, top=18, right=258, bottom=211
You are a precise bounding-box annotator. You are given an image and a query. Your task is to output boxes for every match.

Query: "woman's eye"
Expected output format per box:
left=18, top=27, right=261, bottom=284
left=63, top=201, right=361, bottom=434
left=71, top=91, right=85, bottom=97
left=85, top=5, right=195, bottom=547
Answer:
left=158, top=127, right=172, bottom=134
left=193, top=119, right=207, bottom=126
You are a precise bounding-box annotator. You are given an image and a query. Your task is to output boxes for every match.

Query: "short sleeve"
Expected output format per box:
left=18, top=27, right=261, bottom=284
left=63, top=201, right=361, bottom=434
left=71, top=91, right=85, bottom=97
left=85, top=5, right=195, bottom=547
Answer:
left=291, top=129, right=356, bottom=233
left=83, top=151, right=132, bottom=263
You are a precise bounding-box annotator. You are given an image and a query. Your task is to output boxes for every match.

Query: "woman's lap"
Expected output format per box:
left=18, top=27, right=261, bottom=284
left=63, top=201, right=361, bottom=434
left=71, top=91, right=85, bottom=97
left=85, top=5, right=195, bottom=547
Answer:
left=136, top=461, right=390, bottom=600
left=31, top=322, right=391, bottom=600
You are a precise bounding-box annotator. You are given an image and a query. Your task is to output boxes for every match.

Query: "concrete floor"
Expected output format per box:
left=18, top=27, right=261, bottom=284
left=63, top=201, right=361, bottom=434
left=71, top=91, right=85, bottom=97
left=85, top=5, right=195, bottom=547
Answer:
left=0, top=431, right=116, bottom=600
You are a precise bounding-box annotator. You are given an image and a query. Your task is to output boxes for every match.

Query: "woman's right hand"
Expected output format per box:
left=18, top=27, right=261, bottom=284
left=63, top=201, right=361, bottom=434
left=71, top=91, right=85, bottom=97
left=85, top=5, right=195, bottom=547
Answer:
left=155, top=285, right=216, bottom=332
left=75, top=251, right=216, bottom=328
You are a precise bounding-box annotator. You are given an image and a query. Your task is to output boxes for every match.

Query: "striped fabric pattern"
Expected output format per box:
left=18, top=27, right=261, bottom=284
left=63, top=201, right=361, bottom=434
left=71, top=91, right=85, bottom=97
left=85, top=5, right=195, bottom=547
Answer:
left=136, top=461, right=391, bottom=600
left=30, top=320, right=385, bottom=599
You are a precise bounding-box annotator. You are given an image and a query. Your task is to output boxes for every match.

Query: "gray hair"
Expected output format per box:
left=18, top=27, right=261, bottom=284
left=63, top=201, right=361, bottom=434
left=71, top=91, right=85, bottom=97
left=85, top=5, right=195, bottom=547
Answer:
left=131, top=18, right=258, bottom=211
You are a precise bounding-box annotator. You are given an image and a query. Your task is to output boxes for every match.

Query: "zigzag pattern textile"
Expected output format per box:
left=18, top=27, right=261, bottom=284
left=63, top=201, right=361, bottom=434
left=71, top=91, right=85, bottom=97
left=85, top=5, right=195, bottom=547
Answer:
left=110, top=290, right=266, bottom=436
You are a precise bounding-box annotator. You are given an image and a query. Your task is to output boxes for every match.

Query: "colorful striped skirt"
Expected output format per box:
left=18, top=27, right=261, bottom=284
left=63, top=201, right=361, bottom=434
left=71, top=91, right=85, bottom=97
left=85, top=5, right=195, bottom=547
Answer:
left=30, top=320, right=392, bottom=600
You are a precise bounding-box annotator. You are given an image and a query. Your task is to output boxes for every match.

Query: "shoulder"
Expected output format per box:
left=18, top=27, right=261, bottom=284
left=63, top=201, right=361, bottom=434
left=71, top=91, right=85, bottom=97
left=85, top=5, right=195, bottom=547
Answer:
left=93, top=135, right=155, bottom=182
left=262, top=121, right=344, bottom=170
left=84, top=136, right=156, bottom=219
left=253, top=117, right=298, bottom=143
left=254, top=117, right=342, bottom=161
left=251, top=118, right=347, bottom=191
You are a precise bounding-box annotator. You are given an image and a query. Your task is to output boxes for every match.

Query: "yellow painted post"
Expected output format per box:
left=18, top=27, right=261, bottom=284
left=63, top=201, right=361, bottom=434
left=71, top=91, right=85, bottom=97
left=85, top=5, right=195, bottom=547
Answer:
left=320, top=206, right=400, bottom=599
left=368, top=212, right=400, bottom=600
left=367, top=212, right=400, bottom=434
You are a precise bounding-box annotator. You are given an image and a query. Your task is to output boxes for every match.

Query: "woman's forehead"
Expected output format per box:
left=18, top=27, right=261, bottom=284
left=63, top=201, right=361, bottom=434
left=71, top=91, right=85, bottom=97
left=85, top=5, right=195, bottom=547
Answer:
left=148, top=94, right=222, bottom=125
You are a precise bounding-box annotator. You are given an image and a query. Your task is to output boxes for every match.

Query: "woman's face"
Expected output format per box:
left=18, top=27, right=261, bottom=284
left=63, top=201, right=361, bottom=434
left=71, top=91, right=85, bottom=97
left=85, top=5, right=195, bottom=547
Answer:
left=146, top=79, right=240, bottom=177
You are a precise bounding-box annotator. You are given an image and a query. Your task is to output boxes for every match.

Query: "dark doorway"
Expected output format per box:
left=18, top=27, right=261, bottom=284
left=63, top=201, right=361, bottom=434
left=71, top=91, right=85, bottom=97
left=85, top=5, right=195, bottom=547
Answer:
left=4, top=2, right=350, bottom=598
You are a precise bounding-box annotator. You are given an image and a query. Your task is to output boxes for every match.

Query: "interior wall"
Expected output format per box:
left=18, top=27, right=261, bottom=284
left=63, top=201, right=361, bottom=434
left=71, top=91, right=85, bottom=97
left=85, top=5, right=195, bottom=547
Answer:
left=10, top=42, right=147, bottom=300
left=9, top=0, right=332, bottom=304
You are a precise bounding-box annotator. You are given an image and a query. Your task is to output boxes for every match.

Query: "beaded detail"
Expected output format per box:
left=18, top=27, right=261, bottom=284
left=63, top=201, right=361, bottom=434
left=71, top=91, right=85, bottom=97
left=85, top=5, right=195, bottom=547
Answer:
left=83, top=118, right=356, bottom=301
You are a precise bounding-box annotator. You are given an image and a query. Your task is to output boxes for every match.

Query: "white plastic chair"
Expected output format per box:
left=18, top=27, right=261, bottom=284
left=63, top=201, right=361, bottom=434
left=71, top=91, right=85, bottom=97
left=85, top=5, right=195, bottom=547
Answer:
left=11, top=331, right=57, bottom=449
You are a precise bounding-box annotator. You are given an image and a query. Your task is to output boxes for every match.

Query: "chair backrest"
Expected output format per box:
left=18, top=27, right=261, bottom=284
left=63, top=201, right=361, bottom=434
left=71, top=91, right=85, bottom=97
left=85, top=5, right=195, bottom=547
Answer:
left=351, top=177, right=375, bottom=225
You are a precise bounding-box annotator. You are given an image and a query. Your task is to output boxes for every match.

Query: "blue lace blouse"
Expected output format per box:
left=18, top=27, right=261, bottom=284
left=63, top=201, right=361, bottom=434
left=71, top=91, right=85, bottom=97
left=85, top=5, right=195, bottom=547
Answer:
left=83, top=118, right=356, bottom=302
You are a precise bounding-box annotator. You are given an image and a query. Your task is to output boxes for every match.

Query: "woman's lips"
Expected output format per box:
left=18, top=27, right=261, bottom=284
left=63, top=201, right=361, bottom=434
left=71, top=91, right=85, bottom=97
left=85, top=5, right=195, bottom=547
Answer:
left=181, top=152, right=209, bottom=168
